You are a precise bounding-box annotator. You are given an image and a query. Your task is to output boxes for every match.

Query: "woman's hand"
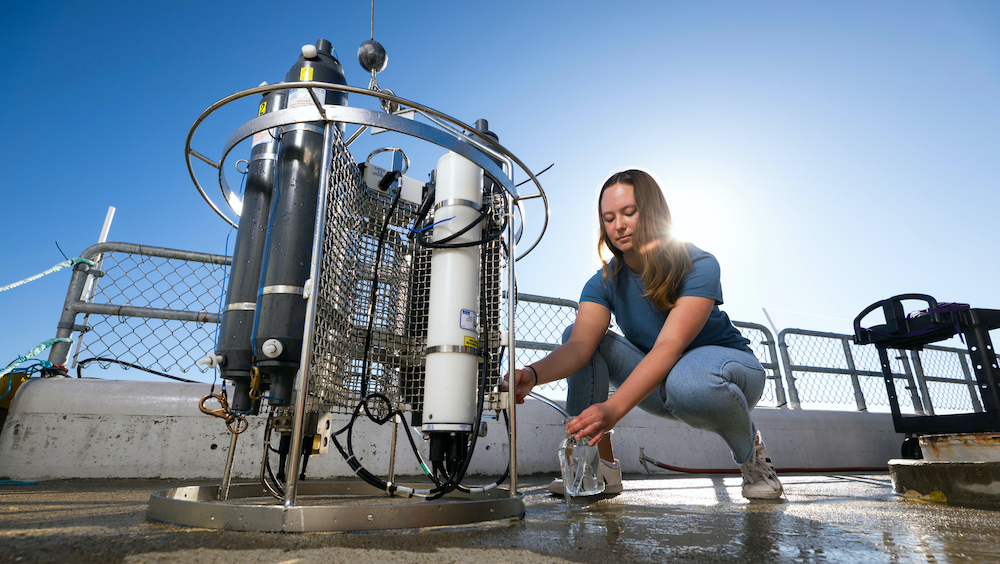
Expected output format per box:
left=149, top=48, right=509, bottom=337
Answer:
left=502, top=366, right=537, bottom=404
left=566, top=401, right=623, bottom=446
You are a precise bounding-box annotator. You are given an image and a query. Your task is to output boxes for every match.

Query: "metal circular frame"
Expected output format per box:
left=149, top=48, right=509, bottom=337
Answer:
left=185, top=81, right=549, bottom=259
left=148, top=482, right=524, bottom=532
left=364, top=146, right=410, bottom=175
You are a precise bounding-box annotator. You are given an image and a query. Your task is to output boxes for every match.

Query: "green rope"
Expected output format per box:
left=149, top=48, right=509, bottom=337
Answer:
left=0, top=338, right=73, bottom=378
left=0, top=257, right=95, bottom=293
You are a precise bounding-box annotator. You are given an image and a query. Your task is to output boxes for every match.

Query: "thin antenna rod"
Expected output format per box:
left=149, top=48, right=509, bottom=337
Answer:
left=370, top=0, right=375, bottom=40
left=762, top=307, right=780, bottom=337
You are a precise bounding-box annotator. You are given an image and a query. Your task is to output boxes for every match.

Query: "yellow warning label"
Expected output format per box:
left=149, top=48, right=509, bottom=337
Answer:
left=258, top=101, right=267, bottom=116
left=464, top=336, right=480, bottom=349
left=299, top=67, right=314, bottom=81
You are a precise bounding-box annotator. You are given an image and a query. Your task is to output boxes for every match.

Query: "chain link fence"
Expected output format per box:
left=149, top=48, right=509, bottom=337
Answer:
left=506, top=298, right=786, bottom=408
left=778, top=328, right=992, bottom=415
left=733, top=322, right=785, bottom=408
left=49, top=243, right=228, bottom=378
left=48, top=245, right=995, bottom=418
left=504, top=293, right=579, bottom=399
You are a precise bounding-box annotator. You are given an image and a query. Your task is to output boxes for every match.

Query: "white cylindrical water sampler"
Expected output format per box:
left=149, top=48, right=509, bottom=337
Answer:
left=421, top=152, right=484, bottom=433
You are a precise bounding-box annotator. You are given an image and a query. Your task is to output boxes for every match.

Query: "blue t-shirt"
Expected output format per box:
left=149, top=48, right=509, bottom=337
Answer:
left=580, top=243, right=751, bottom=354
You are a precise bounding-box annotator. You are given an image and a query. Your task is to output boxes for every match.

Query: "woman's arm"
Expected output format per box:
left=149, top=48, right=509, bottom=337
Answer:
left=566, top=295, right=716, bottom=445
left=507, top=301, right=611, bottom=404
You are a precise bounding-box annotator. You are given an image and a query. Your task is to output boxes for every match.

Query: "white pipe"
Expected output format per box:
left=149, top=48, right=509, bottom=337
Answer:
left=71, top=206, right=116, bottom=368
left=421, top=153, right=483, bottom=433
left=80, top=206, right=116, bottom=300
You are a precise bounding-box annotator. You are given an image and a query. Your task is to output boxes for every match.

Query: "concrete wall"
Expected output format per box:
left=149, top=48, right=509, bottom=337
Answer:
left=0, top=379, right=902, bottom=481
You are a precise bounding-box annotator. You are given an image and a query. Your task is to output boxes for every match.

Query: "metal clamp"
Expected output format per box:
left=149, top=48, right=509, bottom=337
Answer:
left=226, top=302, right=256, bottom=312
left=279, top=123, right=325, bottom=136
left=433, top=199, right=481, bottom=213
left=425, top=345, right=480, bottom=356
left=250, top=152, right=276, bottom=163
left=73, top=263, right=103, bottom=276
left=261, top=285, right=304, bottom=296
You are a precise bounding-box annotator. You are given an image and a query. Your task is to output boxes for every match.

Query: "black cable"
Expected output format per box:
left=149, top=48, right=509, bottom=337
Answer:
left=420, top=208, right=487, bottom=244
left=259, top=413, right=285, bottom=499
left=514, top=162, right=553, bottom=188
left=54, top=241, right=70, bottom=261
left=332, top=171, right=446, bottom=494
left=359, top=173, right=405, bottom=409
left=331, top=396, right=439, bottom=496
left=457, top=409, right=511, bottom=494
left=75, top=357, right=197, bottom=383
left=421, top=183, right=507, bottom=498
left=413, top=206, right=507, bottom=250
left=332, top=171, right=513, bottom=499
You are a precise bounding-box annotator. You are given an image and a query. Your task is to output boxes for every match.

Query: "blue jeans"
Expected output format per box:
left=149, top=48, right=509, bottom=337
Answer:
left=562, top=326, right=766, bottom=464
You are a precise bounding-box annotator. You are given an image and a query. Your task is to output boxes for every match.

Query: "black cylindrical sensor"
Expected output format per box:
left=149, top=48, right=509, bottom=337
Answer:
left=217, top=88, right=286, bottom=414
left=254, top=40, right=348, bottom=403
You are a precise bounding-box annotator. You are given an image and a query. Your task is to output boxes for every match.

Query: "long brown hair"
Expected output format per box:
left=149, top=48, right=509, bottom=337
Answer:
left=598, top=169, right=692, bottom=312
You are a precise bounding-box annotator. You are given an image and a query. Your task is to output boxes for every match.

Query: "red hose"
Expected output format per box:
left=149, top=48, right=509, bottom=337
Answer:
left=639, top=451, right=887, bottom=474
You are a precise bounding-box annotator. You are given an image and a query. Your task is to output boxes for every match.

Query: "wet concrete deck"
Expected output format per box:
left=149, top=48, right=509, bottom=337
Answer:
left=2, top=472, right=998, bottom=563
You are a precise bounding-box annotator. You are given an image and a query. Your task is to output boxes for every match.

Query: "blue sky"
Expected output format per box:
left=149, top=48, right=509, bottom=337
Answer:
left=2, top=1, right=998, bottom=382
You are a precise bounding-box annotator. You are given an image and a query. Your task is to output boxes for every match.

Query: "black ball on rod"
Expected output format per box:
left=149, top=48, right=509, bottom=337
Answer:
left=358, top=39, right=388, bottom=73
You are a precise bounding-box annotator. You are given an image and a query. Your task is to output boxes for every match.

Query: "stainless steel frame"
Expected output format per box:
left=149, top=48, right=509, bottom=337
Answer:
left=148, top=482, right=524, bottom=532
left=184, top=81, right=550, bottom=261
left=161, top=78, right=536, bottom=531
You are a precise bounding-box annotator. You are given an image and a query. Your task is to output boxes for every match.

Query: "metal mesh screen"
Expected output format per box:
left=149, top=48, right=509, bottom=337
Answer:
left=780, top=330, right=916, bottom=411
left=505, top=294, right=579, bottom=397
left=510, top=301, right=785, bottom=408
left=73, top=250, right=228, bottom=375
left=777, top=329, right=992, bottom=414
left=852, top=343, right=918, bottom=411
left=912, top=347, right=984, bottom=414
left=306, top=138, right=506, bottom=416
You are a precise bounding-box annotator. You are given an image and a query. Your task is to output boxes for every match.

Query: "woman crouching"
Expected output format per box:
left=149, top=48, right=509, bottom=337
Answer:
left=510, top=169, right=782, bottom=500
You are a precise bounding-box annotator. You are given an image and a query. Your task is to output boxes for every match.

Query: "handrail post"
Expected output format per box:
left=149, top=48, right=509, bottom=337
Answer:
left=48, top=265, right=92, bottom=367
left=909, top=350, right=935, bottom=416
left=764, top=332, right=788, bottom=408
left=733, top=321, right=786, bottom=408
left=841, top=337, right=867, bottom=411
left=777, top=330, right=801, bottom=409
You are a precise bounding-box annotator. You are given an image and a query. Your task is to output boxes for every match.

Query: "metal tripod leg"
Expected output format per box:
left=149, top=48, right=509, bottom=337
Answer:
left=219, top=430, right=239, bottom=501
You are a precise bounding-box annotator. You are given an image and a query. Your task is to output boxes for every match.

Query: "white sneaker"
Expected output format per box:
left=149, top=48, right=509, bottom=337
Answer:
left=548, top=458, right=623, bottom=498
left=741, top=431, right=783, bottom=499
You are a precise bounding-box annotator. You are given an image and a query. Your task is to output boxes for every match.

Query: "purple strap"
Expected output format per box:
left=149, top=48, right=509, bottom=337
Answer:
left=921, top=302, right=970, bottom=343
left=866, top=302, right=970, bottom=344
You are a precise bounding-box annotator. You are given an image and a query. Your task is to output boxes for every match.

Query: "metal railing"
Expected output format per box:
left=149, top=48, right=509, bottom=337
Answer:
left=48, top=242, right=229, bottom=375
left=45, top=243, right=994, bottom=417
left=733, top=321, right=785, bottom=408
left=510, top=296, right=788, bottom=408
left=778, top=328, right=991, bottom=414
left=504, top=292, right=580, bottom=399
